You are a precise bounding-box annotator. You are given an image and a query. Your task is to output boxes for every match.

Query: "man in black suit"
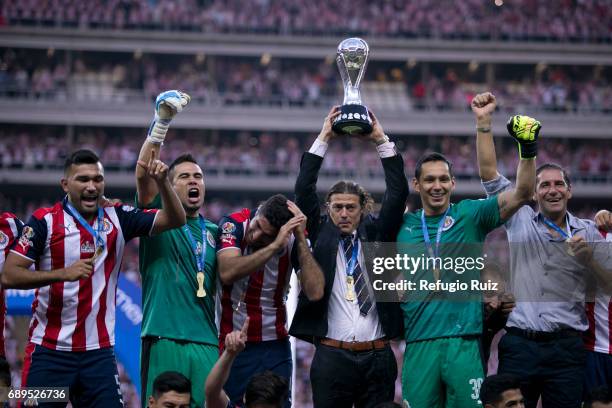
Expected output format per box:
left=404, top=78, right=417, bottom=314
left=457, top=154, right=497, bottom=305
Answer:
left=289, top=106, right=409, bottom=408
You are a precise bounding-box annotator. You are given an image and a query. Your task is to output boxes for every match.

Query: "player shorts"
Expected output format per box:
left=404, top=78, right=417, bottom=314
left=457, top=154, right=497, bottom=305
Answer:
left=140, top=337, right=218, bottom=408
left=21, top=343, right=123, bottom=408
left=402, top=336, right=484, bottom=408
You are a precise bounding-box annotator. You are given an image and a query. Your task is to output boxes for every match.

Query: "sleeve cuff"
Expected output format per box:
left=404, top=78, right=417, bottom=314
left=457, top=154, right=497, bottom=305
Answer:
left=376, top=141, right=397, bottom=159
left=308, top=138, right=328, bottom=157
left=481, top=174, right=513, bottom=197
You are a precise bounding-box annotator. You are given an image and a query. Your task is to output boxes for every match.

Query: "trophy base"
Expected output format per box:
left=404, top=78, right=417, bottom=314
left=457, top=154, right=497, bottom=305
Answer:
left=332, top=104, right=373, bottom=135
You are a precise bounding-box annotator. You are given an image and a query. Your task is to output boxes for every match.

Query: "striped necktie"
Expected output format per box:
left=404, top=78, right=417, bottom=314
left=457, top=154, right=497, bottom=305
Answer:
left=342, top=235, right=373, bottom=316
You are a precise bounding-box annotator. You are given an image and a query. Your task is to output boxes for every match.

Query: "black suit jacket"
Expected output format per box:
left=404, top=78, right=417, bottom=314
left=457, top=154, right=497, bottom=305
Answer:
left=289, top=150, right=409, bottom=343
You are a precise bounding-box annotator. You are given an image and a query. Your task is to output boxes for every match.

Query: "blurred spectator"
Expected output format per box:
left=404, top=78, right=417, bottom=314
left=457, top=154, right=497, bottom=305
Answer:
left=2, top=0, right=611, bottom=42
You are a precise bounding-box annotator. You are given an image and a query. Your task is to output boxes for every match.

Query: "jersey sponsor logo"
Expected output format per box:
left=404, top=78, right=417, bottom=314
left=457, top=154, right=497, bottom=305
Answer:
left=121, top=204, right=135, bottom=212
left=221, top=222, right=236, bottom=234
left=441, top=216, right=455, bottom=231
left=206, top=230, right=216, bottom=248
left=81, top=241, right=95, bottom=254
left=0, top=231, right=8, bottom=249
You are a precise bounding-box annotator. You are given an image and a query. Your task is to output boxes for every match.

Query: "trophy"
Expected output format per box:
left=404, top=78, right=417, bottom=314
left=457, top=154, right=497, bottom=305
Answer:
left=332, top=37, right=373, bottom=135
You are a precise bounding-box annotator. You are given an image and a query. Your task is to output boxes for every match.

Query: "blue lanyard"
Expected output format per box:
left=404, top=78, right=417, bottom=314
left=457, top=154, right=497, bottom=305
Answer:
left=420, top=205, right=451, bottom=258
left=183, top=216, right=207, bottom=272
left=343, top=237, right=360, bottom=278
left=542, top=215, right=572, bottom=240
left=65, top=199, right=105, bottom=250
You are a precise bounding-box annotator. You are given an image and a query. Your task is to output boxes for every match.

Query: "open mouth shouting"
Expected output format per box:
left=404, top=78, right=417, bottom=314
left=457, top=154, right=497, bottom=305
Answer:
left=187, top=187, right=201, bottom=205
left=81, top=194, right=99, bottom=209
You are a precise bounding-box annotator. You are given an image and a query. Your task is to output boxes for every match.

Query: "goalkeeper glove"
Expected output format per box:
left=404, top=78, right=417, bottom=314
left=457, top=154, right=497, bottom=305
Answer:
left=506, top=115, right=541, bottom=159
left=146, top=90, right=191, bottom=145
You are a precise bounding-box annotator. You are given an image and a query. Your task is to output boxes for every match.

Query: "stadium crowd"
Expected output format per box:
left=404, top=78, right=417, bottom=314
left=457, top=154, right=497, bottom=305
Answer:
left=2, top=0, right=611, bottom=42
left=1, top=128, right=611, bottom=183
left=1, top=49, right=611, bottom=113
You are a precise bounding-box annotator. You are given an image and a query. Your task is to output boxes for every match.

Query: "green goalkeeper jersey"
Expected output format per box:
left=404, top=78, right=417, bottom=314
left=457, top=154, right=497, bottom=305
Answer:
left=397, top=196, right=503, bottom=343
left=138, top=195, right=218, bottom=346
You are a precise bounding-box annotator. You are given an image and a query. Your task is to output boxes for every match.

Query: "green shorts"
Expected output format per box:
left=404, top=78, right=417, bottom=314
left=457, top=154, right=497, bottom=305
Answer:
left=141, top=337, right=218, bottom=408
left=402, top=337, right=484, bottom=408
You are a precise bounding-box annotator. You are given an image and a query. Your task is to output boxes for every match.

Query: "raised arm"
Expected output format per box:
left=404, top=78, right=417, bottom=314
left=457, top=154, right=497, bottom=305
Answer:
left=136, top=90, right=190, bottom=207
left=471, top=92, right=499, bottom=182
left=496, top=115, right=540, bottom=221
left=205, top=319, right=249, bottom=408
left=295, top=106, right=341, bottom=242
left=218, top=217, right=303, bottom=285
left=366, top=110, right=409, bottom=240
left=137, top=152, right=186, bottom=234
left=287, top=201, right=324, bottom=301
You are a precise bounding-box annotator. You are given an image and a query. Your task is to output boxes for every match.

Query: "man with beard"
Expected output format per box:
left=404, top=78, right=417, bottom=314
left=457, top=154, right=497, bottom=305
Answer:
left=136, top=90, right=219, bottom=408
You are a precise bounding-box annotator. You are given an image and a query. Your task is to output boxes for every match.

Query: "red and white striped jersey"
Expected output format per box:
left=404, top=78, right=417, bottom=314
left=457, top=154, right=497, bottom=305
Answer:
left=0, top=212, right=24, bottom=357
left=216, top=209, right=298, bottom=344
left=584, top=230, right=611, bottom=354
left=10, top=198, right=157, bottom=352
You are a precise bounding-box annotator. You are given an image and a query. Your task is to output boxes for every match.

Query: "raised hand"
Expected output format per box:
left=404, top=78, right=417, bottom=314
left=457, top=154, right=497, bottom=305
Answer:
left=287, top=200, right=307, bottom=238
left=506, top=115, right=541, bottom=159
left=271, top=216, right=304, bottom=251
left=471, top=92, right=497, bottom=119
left=594, top=210, right=612, bottom=232
left=317, top=106, right=341, bottom=143
left=137, top=149, right=169, bottom=184
left=155, top=90, right=191, bottom=121
left=225, top=317, right=249, bottom=356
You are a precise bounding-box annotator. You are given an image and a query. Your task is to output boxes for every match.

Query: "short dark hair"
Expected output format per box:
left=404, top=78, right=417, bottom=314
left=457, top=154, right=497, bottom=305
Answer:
left=414, top=152, right=454, bottom=180
left=585, top=386, right=612, bottom=407
left=169, top=153, right=198, bottom=173
left=536, top=162, right=571, bottom=186
left=64, top=149, right=100, bottom=173
left=480, top=374, right=522, bottom=405
left=245, top=371, right=288, bottom=408
left=326, top=180, right=373, bottom=214
left=152, top=371, right=191, bottom=400
left=259, top=194, right=292, bottom=230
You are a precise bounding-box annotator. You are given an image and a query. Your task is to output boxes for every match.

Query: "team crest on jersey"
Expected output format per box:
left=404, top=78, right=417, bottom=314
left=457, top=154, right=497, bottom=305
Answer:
left=221, top=222, right=235, bottom=234
left=0, top=231, right=8, bottom=249
left=206, top=230, right=216, bottom=248
left=441, top=216, right=455, bottom=231
left=81, top=241, right=95, bottom=253
left=18, top=226, right=35, bottom=251
left=221, top=233, right=235, bottom=245
left=121, top=204, right=135, bottom=212
left=101, top=219, right=113, bottom=233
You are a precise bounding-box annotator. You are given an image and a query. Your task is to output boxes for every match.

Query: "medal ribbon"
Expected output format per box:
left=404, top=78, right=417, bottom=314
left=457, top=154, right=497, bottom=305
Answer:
left=542, top=215, right=572, bottom=240
left=65, top=198, right=105, bottom=251
left=183, top=216, right=208, bottom=273
left=420, top=205, right=451, bottom=259
left=342, top=236, right=360, bottom=278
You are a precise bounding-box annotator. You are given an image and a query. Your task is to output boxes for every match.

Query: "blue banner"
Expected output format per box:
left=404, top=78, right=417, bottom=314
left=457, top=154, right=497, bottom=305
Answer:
left=6, top=276, right=143, bottom=395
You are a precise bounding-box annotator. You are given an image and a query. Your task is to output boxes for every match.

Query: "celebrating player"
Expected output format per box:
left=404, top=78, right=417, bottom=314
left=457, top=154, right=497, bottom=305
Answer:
left=398, top=93, right=538, bottom=408
left=2, top=149, right=185, bottom=407
left=136, top=90, right=220, bottom=408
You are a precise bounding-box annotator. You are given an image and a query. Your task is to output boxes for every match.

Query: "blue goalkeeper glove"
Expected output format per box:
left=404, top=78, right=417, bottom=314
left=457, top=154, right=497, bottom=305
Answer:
left=146, top=90, right=191, bottom=145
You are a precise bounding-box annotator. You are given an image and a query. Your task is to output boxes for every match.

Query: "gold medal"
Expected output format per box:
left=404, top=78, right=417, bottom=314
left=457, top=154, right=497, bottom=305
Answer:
left=345, top=276, right=356, bottom=301
left=565, top=238, right=575, bottom=256
left=196, top=271, right=206, bottom=298
left=92, top=245, right=104, bottom=263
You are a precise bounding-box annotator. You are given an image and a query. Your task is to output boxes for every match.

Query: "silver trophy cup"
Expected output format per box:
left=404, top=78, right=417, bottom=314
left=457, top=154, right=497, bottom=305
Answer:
left=332, top=37, right=373, bottom=135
